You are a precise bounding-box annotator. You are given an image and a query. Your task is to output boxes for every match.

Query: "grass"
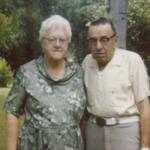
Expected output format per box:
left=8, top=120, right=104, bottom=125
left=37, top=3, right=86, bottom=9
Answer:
left=0, top=88, right=10, bottom=150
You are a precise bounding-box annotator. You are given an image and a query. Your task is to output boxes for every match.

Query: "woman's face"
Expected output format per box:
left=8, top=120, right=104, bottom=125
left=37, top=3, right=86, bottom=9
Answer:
left=41, top=27, right=69, bottom=62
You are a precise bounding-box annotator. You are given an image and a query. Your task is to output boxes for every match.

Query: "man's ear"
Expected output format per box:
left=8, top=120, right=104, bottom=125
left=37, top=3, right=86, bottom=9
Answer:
left=114, top=34, right=120, bottom=47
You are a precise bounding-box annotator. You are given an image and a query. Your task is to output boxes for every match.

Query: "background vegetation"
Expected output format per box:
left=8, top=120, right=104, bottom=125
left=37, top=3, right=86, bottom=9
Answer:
left=127, top=0, right=150, bottom=74
left=0, top=0, right=149, bottom=74
left=0, top=0, right=104, bottom=72
left=0, top=0, right=150, bottom=149
left=0, top=57, right=13, bottom=87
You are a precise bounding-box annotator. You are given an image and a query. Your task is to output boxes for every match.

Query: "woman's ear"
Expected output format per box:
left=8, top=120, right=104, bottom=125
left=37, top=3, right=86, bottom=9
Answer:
left=40, top=40, right=45, bottom=53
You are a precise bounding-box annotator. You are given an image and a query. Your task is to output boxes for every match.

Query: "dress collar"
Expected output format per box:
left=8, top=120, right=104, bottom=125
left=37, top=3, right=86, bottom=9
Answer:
left=35, top=56, right=78, bottom=84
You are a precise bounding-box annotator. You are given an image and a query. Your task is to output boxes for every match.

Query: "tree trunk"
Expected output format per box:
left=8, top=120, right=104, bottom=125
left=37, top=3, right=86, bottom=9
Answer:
left=105, top=0, right=128, bottom=49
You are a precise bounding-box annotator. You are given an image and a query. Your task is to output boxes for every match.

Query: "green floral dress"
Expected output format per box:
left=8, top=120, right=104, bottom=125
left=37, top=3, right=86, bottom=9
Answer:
left=4, top=56, right=86, bottom=150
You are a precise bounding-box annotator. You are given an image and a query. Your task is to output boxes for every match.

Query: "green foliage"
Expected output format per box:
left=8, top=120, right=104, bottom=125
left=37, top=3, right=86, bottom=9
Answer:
left=0, top=57, right=13, bottom=87
left=0, top=0, right=105, bottom=69
left=127, top=0, right=150, bottom=74
left=76, top=4, right=105, bottom=22
left=127, top=0, right=150, bottom=75
left=71, top=3, right=105, bottom=61
left=1, top=0, right=149, bottom=74
left=0, top=0, right=51, bottom=70
left=0, top=13, right=21, bottom=52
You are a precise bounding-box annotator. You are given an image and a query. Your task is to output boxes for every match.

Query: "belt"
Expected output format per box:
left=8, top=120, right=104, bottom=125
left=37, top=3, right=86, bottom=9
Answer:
left=90, top=115, right=140, bottom=127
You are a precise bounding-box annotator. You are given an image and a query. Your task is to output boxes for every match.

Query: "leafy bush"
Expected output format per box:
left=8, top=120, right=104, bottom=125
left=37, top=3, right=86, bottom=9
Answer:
left=0, top=57, right=13, bottom=87
left=127, top=0, right=150, bottom=75
left=127, top=0, right=150, bottom=50
left=0, top=0, right=104, bottom=70
left=0, top=12, right=22, bottom=53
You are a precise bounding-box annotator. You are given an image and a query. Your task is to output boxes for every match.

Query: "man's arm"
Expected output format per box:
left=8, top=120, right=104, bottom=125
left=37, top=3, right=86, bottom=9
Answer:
left=80, top=108, right=90, bottom=150
left=5, top=113, right=19, bottom=150
left=137, top=97, right=150, bottom=148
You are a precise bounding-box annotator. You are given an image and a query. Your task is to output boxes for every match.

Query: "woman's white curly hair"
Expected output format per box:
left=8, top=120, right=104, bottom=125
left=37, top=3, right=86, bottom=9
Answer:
left=39, top=15, right=72, bottom=43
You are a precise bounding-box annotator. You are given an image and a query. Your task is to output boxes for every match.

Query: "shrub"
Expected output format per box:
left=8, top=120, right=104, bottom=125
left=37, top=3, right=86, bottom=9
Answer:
left=0, top=57, right=13, bottom=87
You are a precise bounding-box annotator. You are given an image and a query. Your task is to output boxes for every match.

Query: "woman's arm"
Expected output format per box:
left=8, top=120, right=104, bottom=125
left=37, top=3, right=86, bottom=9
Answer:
left=5, top=113, right=19, bottom=150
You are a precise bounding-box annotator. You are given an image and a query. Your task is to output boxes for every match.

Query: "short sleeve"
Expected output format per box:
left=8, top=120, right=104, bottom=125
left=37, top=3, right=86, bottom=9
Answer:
left=130, top=54, right=150, bottom=102
left=3, top=67, right=27, bottom=117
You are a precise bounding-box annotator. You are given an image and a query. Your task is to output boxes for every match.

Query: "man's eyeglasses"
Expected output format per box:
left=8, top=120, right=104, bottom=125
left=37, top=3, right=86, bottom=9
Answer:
left=87, top=34, right=116, bottom=45
left=43, top=37, right=68, bottom=45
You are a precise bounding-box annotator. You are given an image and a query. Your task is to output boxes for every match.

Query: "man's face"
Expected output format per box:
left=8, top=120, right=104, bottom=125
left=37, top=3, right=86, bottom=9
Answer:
left=88, top=24, right=118, bottom=67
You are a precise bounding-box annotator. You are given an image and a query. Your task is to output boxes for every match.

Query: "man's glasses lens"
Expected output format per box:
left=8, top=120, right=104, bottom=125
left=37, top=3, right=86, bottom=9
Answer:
left=88, top=34, right=116, bottom=45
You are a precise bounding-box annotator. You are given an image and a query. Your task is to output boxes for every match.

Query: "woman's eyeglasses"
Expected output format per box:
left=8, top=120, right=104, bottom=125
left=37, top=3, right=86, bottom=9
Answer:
left=43, top=37, right=68, bottom=45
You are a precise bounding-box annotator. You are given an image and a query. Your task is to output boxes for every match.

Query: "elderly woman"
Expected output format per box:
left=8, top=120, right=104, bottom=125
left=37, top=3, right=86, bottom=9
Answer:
left=4, top=15, right=86, bottom=150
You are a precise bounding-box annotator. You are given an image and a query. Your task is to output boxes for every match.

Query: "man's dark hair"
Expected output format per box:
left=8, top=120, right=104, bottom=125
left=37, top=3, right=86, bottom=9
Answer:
left=90, top=17, right=116, bottom=35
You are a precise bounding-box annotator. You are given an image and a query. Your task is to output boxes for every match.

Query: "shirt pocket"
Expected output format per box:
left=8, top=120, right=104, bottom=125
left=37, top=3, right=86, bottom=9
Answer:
left=108, top=82, right=132, bottom=107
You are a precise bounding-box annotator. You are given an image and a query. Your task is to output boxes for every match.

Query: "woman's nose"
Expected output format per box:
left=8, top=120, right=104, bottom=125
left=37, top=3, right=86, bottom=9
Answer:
left=55, top=39, right=61, bottom=46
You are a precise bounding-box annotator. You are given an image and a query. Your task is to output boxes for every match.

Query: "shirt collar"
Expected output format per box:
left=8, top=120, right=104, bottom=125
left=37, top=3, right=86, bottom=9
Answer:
left=108, top=48, right=122, bottom=67
left=89, top=48, right=122, bottom=69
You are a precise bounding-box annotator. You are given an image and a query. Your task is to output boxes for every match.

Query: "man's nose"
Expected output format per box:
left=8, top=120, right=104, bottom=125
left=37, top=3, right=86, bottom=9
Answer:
left=96, top=40, right=103, bottom=49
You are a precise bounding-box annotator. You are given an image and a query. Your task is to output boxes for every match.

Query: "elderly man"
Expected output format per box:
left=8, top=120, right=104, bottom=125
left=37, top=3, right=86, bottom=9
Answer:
left=82, top=17, right=150, bottom=150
